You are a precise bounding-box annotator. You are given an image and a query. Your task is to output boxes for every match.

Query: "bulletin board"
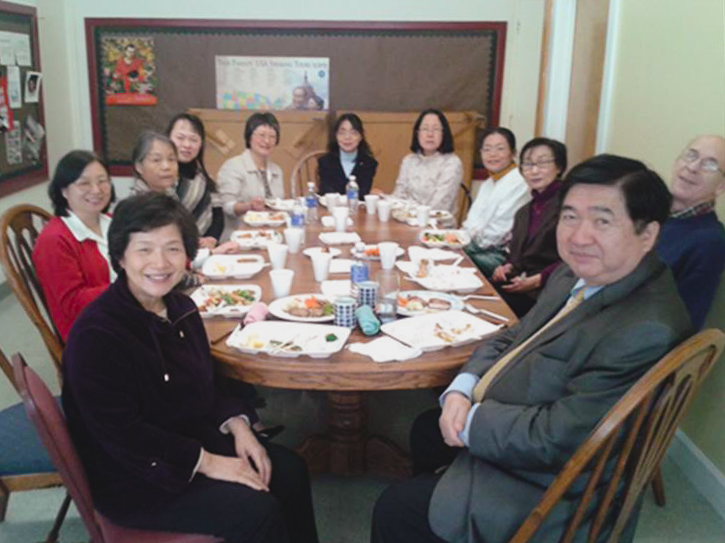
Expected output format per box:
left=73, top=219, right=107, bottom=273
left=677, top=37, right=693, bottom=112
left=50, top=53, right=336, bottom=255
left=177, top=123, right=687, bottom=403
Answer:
left=0, top=1, right=47, bottom=197
left=85, top=19, right=506, bottom=175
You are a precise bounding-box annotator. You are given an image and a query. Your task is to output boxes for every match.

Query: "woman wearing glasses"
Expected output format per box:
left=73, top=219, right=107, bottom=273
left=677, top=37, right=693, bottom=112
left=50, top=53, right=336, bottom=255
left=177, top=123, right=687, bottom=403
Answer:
left=490, top=137, right=567, bottom=317
left=463, top=127, right=530, bottom=275
left=318, top=113, right=378, bottom=198
left=217, top=112, right=284, bottom=241
left=389, top=109, right=463, bottom=215
left=33, top=150, right=116, bottom=341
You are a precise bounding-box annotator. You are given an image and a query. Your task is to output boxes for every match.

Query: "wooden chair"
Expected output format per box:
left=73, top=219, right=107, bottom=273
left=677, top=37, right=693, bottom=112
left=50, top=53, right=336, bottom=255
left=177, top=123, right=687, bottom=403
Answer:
left=13, top=352, right=224, bottom=543
left=289, top=149, right=327, bottom=198
left=0, top=345, right=69, bottom=543
left=0, top=204, right=64, bottom=373
left=458, top=182, right=473, bottom=224
left=510, top=328, right=725, bottom=543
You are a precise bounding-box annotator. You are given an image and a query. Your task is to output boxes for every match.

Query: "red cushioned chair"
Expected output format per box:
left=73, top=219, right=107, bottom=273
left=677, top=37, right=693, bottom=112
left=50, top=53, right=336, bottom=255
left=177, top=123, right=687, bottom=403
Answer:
left=13, top=352, right=222, bottom=543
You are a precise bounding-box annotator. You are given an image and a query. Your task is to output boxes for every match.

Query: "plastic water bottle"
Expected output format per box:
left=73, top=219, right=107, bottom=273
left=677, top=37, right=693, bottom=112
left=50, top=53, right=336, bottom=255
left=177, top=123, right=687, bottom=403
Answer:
left=291, top=199, right=305, bottom=228
left=346, top=175, right=359, bottom=215
left=350, top=251, right=369, bottom=301
left=305, top=182, right=318, bottom=223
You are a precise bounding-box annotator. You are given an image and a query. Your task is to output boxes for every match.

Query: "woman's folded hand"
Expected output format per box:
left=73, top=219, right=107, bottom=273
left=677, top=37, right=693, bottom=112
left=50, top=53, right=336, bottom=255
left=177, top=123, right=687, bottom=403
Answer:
left=197, top=449, right=269, bottom=492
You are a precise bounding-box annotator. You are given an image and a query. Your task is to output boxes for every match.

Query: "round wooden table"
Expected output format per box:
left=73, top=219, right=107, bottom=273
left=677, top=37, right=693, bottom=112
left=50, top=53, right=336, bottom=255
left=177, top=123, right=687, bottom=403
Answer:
left=205, top=208, right=516, bottom=476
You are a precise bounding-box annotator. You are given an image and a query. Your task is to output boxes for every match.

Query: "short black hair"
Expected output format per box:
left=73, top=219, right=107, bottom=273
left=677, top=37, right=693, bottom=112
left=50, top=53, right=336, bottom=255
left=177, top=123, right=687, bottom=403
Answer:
left=165, top=113, right=215, bottom=192
left=328, top=113, right=375, bottom=158
left=108, top=192, right=199, bottom=274
left=480, top=127, right=517, bottom=154
left=48, top=150, right=115, bottom=217
left=410, top=109, right=455, bottom=154
left=520, top=137, right=568, bottom=176
left=132, top=131, right=177, bottom=179
left=244, top=112, right=280, bottom=149
left=561, top=154, right=672, bottom=233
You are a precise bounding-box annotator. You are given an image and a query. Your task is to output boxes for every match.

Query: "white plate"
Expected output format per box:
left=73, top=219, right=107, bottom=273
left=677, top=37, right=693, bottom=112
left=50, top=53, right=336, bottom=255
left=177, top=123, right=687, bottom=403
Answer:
left=318, top=232, right=362, bottom=245
left=381, top=310, right=501, bottom=352
left=399, top=263, right=483, bottom=293
left=418, top=229, right=471, bottom=249
left=265, top=198, right=296, bottom=212
left=227, top=321, right=351, bottom=358
left=393, top=207, right=453, bottom=226
left=268, top=294, right=335, bottom=323
left=303, top=247, right=342, bottom=258
left=243, top=211, right=289, bottom=227
left=190, top=284, right=261, bottom=318
left=351, top=244, right=405, bottom=261
left=231, top=229, right=283, bottom=249
left=407, top=246, right=460, bottom=262
left=397, top=290, right=464, bottom=317
left=201, top=254, right=266, bottom=280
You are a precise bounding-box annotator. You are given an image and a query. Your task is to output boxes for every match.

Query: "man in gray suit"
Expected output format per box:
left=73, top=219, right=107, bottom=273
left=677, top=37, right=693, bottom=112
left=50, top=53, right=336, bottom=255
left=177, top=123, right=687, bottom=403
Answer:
left=371, top=155, right=692, bottom=543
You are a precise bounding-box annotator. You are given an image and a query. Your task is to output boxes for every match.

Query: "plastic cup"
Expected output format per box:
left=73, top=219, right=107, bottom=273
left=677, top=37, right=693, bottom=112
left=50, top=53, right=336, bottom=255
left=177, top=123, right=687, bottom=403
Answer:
left=310, top=251, right=333, bottom=282
left=283, top=228, right=304, bottom=254
left=269, top=269, right=294, bottom=298
left=332, top=207, right=350, bottom=233
left=364, top=194, right=380, bottom=215
left=267, top=243, right=288, bottom=270
left=417, top=205, right=431, bottom=227
left=378, top=242, right=399, bottom=271
left=377, top=200, right=392, bottom=222
left=324, top=193, right=339, bottom=208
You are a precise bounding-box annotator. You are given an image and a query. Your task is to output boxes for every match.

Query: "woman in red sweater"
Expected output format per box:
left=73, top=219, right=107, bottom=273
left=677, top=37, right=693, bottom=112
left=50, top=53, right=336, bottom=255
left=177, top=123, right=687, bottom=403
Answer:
left=32, top=150, right=116, bottom=341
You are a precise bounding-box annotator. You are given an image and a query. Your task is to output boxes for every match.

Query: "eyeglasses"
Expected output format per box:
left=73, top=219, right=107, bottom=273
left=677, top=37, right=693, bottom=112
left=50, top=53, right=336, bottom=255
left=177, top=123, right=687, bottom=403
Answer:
left=253, top=131, right=278, bottom=142
left=418, top=126, right=443, bottom=134
left=521, top=158, right=556, bottom=171
left=73, top=178, right=112, bottom=192
left=482, top=145, right=510, bottom=155
left=679, top=149, right=725, bottom=175
left=337, top=129, right=361, bottom=137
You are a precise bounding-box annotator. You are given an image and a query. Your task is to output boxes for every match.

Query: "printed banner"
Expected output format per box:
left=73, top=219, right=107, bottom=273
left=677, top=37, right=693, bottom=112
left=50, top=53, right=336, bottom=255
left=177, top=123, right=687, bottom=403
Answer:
left=216, top=56, right=329, bottom=111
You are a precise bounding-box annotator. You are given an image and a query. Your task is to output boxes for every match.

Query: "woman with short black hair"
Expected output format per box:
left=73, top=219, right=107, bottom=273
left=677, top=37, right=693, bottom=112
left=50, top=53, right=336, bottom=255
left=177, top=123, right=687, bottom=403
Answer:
left=217, top=112, right=285, bottom=241
left=390, top=109, right=463, bottom=215
left=62, top=192, right=319, bottom=543
left=33, top=150, right=116, bottom=340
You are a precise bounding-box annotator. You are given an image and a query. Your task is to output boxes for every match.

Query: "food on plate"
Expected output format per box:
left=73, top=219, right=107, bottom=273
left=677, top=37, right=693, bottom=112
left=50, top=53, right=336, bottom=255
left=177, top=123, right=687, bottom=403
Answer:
left=284, top=296, right=334, bottom=319
left=364, top=246, right=380, bottom=257
left=397, top=293, right=453, bottom=313
left=433, top=322, right=473, bottom=343
left=422, top=231, right=464, bottom=245
left=325, top=333, right=338, bottom=342
left=197, top=288, right=257, bottom=313
left=417, top=259, right=431, bottom=278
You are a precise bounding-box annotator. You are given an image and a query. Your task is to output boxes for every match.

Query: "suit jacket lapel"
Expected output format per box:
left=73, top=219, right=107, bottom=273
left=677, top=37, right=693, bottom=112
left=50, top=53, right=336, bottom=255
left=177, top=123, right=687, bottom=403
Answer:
left=487, top=252, right=665, bottom=390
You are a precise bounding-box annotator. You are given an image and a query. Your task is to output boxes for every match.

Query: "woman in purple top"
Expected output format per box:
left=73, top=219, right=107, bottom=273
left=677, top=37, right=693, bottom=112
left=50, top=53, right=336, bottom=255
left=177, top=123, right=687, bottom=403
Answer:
left=491, top=138, right=567, bottom=317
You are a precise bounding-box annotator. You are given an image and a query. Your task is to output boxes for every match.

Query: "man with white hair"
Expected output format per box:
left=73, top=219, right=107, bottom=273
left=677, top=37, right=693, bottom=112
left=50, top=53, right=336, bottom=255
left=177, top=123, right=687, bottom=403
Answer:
left=657, top=135, right=725, bottom=329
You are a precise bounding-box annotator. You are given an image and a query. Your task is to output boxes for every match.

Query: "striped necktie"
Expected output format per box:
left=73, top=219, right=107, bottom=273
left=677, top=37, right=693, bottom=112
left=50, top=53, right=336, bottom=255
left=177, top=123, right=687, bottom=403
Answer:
left=471, top=289, right=586, bottom=403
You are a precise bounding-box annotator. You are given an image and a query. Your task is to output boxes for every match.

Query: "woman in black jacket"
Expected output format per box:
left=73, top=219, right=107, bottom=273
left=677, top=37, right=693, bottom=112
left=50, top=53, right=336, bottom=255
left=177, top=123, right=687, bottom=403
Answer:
left=317, top=113, right=378, bottom=198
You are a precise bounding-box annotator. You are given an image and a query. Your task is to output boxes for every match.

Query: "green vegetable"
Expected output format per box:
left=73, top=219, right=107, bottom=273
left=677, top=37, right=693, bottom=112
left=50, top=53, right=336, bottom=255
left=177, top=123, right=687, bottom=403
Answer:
left=322, top=302, right=334, bottom=316
left=325, top=333, right=338, bottom=342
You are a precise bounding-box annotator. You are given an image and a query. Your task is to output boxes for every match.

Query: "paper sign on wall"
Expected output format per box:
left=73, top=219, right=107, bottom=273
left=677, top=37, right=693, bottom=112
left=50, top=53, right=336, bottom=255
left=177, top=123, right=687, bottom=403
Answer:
left=216, top=56, right=330, bottom=111
left=7, top=65, right=21, bottom=108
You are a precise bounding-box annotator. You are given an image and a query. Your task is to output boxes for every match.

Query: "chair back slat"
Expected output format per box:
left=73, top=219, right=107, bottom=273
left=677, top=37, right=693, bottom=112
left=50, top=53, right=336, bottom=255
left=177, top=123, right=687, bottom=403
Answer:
left=290, top=150, right=327, bottom=197
left=509, top=329, right=725, bottom=543
left=0, top=205, right=64, bottom=373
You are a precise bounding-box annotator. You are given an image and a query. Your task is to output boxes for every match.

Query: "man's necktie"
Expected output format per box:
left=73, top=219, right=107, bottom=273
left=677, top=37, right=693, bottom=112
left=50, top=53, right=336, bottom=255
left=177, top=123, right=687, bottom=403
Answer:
left=471, top=289, right=586, bottom=403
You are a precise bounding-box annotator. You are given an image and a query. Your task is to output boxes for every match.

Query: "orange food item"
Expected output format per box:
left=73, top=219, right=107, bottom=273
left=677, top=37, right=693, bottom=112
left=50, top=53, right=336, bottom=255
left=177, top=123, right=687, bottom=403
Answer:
left=364, top=246, right=380, bottom=257
left=304, top=296, right=321, bottom=309
left=397, top=295, right=408, bottom=306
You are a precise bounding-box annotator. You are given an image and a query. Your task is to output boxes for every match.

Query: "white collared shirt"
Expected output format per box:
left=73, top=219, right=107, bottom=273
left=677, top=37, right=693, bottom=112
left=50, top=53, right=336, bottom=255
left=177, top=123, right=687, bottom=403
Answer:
left=61, top=211, right=117, bottom=282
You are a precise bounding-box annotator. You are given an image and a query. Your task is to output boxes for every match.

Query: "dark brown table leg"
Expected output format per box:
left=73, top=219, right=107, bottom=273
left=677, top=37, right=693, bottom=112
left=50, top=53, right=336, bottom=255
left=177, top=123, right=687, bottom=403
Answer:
left=297, top=391, right=412, bottom=478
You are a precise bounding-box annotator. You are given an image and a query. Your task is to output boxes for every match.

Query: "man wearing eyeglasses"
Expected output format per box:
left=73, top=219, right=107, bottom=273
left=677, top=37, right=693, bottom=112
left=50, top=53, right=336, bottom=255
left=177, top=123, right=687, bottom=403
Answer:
left=656, top=135, right=725, bottom=329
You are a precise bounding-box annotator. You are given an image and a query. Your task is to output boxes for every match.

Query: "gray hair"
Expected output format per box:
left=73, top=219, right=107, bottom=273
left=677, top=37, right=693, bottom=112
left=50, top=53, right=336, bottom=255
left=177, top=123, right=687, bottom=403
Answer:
left=132, top=131, right=177, bottom=177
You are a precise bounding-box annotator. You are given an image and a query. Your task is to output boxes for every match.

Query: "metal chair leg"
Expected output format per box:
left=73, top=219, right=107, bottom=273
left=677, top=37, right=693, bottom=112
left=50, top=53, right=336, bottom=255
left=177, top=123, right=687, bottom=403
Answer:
left=40, top=492, right=72, bottom=543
